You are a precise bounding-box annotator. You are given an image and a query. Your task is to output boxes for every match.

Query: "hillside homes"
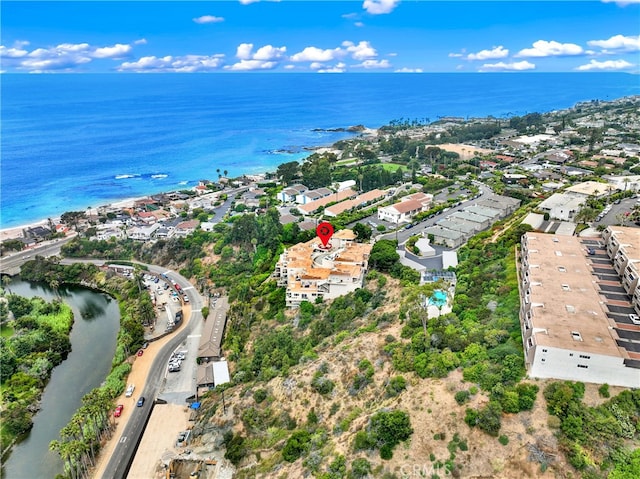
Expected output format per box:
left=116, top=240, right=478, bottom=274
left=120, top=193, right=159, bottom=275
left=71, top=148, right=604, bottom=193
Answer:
left=273, top=229, right=372, bottom=307
left=377, top=192, right=434, bottom=224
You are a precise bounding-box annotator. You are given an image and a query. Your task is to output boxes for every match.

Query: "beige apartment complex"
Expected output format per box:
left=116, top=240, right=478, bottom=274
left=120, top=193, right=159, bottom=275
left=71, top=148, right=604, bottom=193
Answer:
left=274, top=229, right=372, bottom=307
left=519, top=231, right=640, bottom=388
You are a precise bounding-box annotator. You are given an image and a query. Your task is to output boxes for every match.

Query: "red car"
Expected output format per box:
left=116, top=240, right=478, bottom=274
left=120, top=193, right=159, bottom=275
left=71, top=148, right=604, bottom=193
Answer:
left=137, top=349, right=144, bottom=356
left=114, top=404, right=124, bottom=417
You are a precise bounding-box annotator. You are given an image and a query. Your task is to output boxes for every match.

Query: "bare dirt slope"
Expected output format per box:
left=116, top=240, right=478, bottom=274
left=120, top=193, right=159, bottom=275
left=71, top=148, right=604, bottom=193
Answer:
left=191, top=314, right=594, bottom=479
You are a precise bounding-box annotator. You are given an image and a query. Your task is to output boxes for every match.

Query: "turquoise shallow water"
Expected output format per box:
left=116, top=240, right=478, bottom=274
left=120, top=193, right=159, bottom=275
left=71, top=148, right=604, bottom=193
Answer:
left=2, top=73, right=638, bottom=228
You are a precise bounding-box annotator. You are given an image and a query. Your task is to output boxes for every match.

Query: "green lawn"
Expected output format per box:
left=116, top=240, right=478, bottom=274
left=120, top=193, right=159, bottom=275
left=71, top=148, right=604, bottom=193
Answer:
left=380, top=163, right=405, bottom=172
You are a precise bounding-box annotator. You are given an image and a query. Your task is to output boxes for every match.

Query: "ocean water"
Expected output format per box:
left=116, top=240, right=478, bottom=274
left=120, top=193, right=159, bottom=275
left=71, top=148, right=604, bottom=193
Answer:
left=1, top=73, right=638, bottom=229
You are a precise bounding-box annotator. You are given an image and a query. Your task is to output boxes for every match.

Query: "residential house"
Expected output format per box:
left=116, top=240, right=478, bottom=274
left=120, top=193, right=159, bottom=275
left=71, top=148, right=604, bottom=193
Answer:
left=298, top=188, right=357, bottom=215
left=174, top=220, right=200, bottom=237
left=377, top=192, right=433, bottom=224
left=537, top=193, right=586, bottom=222
left=296, top=187, right=333, bottom=205
left=324, top=189, right=387, bottom=217
left=127, top=223, right=161, bottom=241
left=422, top=225, right=466, bottom=248
left=278, top=184, right=308, bottom=203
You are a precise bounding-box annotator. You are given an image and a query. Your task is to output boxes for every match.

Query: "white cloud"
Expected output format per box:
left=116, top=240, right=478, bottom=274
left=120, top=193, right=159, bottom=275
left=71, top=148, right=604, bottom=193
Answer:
left=134, top=39, right=147, bottom=45
left=355, top=59, right=391, bottom=69
left=20, top=43, right=93, bottom=71
left=229, top=42, right=285, bottom=70
left=118, top=54, right=225, bottom=72
left=466, top=46, right=509, bottom=61
left=448, top=52, right=463, bottom=58
left=576, top=59, right=635, bottom=71
left=253, top=44, right=286, bottom=60
left=517, top=40, right=583, bottom=57
left=225, top=59, right=278, bottom=71
left=239, top=0, right=260, bottom=4
left=0, top=45, right=29, bottom=58
left=355, top=22, right=365, bottom=27
left=290, top=46, right=343, bottom=62
left=479, top=60, right=536, bottom=71
left=395, top=67, right=423, bottom=73
left=309, top=62, right=324, bottom=70
left=193, top=15, right=224, bottom=24
left=1, top=40, right=144, bottom=72
left=283, top=64, right=295, bottom=70
left=342, top=13, right=358, bottom=19
left=587, top=34, right=640, bottom=52
left=236, top=43, right=285, bottom=61
left=317, top=62, right=347, bottom=73
left=236, top=43, right=254, bottom=60
left=343, top=40, right=377, bottom=60
left=93, top=44, right=132, bottom=59
left=363, top=0, right=400, bottom=15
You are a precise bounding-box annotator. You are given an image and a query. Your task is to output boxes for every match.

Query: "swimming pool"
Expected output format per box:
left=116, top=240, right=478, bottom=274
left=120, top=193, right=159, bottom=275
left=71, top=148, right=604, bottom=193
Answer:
left=428, top=290, right=448, bottom=307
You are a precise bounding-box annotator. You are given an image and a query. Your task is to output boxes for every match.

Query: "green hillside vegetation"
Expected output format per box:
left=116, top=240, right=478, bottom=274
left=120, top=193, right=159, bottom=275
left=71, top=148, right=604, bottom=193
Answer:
left=0, top=295, right=73, bottom=452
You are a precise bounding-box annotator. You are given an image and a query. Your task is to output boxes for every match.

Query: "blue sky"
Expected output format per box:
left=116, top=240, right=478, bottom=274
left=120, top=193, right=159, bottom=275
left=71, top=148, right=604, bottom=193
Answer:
left=1, top=0, right=639, bottom=73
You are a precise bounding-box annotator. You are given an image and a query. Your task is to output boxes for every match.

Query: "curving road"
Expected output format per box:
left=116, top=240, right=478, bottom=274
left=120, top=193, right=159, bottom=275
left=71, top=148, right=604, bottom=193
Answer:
left=100, top=265, right=204, bottom=479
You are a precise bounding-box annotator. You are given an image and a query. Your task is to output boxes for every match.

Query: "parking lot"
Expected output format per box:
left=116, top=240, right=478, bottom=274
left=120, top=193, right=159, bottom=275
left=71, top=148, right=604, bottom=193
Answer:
left=594, top=196, right=639, bottom=226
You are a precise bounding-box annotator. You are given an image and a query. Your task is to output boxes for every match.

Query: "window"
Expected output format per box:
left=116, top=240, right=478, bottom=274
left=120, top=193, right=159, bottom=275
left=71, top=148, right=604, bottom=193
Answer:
left=577, top=365, right=588, bottom=369
left=558, top=266, right=567, bottom=273
left=541, top=358, right=546, bottom=362
left=569, top=353, right=574, bottom=357
left=542, top=349, right=548, bottom=353
left=579, top=355, right=591, bottom=359
left=562, top=284, right=571, bottom=291
left=571, top=331, right=582, bottom=341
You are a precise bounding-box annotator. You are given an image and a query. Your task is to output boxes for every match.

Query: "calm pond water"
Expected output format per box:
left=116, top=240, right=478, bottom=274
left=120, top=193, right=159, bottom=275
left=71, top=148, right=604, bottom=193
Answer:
left=2, top=279, right=120, bottom=479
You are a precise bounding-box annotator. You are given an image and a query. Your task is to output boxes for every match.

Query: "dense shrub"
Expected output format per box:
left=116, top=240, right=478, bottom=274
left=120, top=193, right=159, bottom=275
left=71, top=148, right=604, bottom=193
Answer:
left=283, top=430, right=311, bottom=462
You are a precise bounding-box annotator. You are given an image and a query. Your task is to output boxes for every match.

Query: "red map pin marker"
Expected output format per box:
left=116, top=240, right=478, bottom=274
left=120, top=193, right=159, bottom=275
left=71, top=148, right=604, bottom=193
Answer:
left=316, top=222, right=334, bottom=248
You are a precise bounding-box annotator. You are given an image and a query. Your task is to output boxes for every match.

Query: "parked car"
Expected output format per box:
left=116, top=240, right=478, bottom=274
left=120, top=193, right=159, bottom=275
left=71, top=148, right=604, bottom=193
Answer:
left=629, top=314, right=640, bottom=325
left=114, top=404, right=124, bottom=417
left=137, top=349, right=144, bottom=356
left=125, top=384, right=135, bottom=397
left=137, top=397, right=146, bottom=407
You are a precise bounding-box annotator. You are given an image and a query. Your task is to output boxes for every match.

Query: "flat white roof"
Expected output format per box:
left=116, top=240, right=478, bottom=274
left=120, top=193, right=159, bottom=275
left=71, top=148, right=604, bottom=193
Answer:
left=212, top=360, right=230, bottom=386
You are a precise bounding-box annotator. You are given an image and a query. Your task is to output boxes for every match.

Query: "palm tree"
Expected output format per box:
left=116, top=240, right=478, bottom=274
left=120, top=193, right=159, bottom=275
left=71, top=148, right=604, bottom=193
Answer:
left=223, top=169, right=228, bottom=178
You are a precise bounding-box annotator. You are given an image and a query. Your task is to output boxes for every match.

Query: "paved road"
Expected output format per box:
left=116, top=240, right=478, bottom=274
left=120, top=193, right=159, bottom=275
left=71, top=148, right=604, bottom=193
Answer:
left=0, top=235, right=74, bottom=274
left=376, top=181, right=494, bottom=245
left=98, top=266, right=205, bottom=479
left=49, top=259, right=210, bottom=478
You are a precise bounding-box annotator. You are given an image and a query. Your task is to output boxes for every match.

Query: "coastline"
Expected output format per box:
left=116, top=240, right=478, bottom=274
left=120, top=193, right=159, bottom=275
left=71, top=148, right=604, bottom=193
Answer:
left=0, top=197, right=140, bottom=242
left=0, top=129, right=377, bottom=243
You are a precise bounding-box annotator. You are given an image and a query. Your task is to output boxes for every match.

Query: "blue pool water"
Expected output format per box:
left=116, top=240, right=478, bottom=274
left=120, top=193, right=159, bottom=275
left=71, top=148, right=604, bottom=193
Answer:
left=429, top=290, right=448, bottom=307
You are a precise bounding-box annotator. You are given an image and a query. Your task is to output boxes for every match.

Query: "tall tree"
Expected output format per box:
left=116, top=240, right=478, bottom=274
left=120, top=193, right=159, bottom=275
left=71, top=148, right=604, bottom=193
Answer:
left=276, top=161, right=300, bottom=186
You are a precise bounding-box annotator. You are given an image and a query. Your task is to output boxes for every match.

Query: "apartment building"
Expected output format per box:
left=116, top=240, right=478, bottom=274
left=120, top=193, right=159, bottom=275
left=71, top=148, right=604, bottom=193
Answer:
left=274, top=229, right=372, bottom=307
left=602, top=226, right=640, bottom=313
left=377, top=192, right=434, bottom=224
left=519, top=232, right=639, bottom=388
